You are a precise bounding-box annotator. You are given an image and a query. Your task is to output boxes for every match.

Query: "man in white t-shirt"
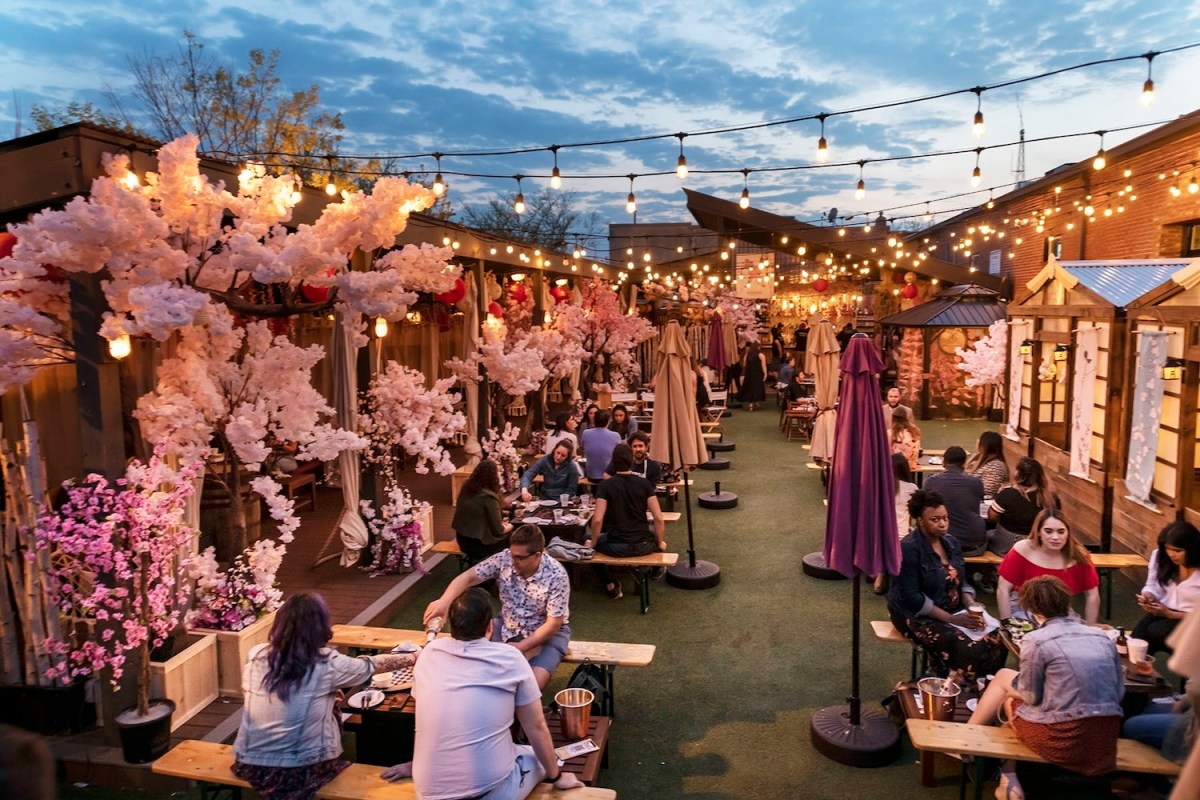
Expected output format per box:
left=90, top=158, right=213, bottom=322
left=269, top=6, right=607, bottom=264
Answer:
left=383, top=588, right=583, bottom=798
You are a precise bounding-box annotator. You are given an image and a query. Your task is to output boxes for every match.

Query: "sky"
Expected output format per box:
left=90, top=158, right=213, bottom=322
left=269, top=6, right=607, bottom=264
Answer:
left=3, top=0, right=1200, bottom=259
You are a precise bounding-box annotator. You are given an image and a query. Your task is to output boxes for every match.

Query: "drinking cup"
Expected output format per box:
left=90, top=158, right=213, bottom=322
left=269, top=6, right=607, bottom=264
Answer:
left=1127, top=637, right=1150, bottom=663
left=968, top=603, right=986, bottom=625
left=553, top=509, right=564, bottom=524
left=555, top=688, right=593, bottom=739
left=560, top=493, right=571, bottom=508
left=1135, top=655, right=1156, bottom=676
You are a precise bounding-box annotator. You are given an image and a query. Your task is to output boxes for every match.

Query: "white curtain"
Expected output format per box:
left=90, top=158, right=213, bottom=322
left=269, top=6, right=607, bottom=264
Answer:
left=1124, top=331, right=1169, bottom=506
left=1006, top=320, right=1030, bottom=442
left=461, top=273, right=482, bottom=460
left=1068, top=327, right=1099, bottom=479
left=332, top=312, right=370, bottom=566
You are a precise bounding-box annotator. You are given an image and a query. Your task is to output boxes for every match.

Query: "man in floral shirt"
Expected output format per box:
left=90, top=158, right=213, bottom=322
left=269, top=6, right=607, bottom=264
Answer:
left=424, top=525, right=570, bottom=690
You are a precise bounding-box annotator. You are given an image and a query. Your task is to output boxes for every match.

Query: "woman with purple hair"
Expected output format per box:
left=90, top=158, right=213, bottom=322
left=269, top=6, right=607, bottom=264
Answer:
left=232, top=592, right=417, bottom=800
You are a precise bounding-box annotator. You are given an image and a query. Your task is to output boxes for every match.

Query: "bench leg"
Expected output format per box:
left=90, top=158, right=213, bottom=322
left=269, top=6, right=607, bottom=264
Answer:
left=602, top=664, right=616, bottom=718
left=201, top=782, right=242, bottom=800
left=1102, top=568, right=1113, bottom=620
left=638, top=570, right=650, bottom=614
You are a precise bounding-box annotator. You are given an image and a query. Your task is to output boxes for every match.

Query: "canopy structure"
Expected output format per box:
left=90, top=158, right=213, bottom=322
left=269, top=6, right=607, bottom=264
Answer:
left=876, top=284, right=1006, bottom=328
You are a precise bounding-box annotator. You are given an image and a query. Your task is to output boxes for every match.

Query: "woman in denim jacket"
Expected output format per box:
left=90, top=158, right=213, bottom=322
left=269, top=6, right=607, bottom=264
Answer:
left=233, top=593, right=417, bottom=800
left=888, top=489, right=1008, bottom=682
left=968, top=576, right=1124, bottom=800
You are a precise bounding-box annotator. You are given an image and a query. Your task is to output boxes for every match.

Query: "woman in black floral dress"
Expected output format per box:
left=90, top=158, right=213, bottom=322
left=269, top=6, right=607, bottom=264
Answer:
left=888, top=489, right=1008, bottom=681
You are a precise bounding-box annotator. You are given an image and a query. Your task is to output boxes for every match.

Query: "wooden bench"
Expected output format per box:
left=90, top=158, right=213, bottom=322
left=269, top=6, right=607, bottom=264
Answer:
left=329, top=625, right=655, bottom=717
left=905, top=718, right=1180, bottom=800
left=964, top=551, right=1147, bottom=619
left=430, top=541, right=677, bottom=614
left=871, top=620, right=926, bottom=680
left=280, top=470, right=318, bottom=511
left=153, top=739, right=617, bottom=799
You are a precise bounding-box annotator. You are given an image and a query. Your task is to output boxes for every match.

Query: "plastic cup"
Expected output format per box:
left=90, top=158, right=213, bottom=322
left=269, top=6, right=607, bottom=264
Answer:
left=560, top=493, right=571, bottom=508
left=1127, top=637, right=1150, bottom=663
left=1135, top=655, right=1156, bottom=676
left=916, top=677, right=960, bottom=721
left=968, top=603, right=985, bottom=625
left=555, top=688, right=593, bottom=739
left=553, top=509, right=564, bottom=524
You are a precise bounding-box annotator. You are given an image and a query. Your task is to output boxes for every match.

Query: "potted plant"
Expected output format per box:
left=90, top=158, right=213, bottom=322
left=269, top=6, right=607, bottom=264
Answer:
left=34, top=455, right=199, bottom=763
left=360, top=485, right=433, bottom=577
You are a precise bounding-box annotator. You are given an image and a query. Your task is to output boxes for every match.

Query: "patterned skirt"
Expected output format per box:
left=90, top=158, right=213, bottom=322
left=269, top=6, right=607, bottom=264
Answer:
left=1010, top=699, right=1121, bottom=777
left=232, top=758, right=351, bottom=800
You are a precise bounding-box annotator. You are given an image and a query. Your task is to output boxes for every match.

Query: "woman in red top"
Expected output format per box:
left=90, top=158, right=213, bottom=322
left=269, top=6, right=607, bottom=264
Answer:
left=997, top=508, right=1100, bottom=624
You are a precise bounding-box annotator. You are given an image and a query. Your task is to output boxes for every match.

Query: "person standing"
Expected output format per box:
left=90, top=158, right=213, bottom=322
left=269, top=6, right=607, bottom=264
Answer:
left=581, top=409, right=621, bottom=483
left=586, top=444, right=666, bottom=598
left=382, top=588, right=584, bottom=797
left=924, top=446, right=987, bottom=557
left=424, top=526, right=570, bottom=690
left=738, top=342, right=767, bottom=410
left=233, top=593, right=418, bottom=799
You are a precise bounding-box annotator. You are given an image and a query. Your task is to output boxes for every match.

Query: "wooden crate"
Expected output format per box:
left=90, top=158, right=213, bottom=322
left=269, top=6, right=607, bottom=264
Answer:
left=192, top=609, right=277, bottom=698
left=415, top=507, right=434, bottom=555
left=150, top=632, right=219, bottom=731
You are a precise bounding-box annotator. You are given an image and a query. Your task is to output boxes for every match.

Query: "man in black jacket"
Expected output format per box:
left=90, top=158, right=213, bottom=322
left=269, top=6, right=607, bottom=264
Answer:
left=923, top=446, right=987, bottom=557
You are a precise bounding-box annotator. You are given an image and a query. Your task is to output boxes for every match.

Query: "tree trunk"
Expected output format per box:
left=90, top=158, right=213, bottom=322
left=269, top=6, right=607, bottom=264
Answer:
left=213, top=462, right=249, bottom=563
left=137, top=552, right=150, bottom=717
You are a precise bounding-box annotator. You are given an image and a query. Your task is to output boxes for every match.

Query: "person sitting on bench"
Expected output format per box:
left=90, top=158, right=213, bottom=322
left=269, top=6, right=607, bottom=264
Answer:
left=382, top=588, right=583, bottom=796
left=586, top=443, right=666, bottom=599
left=967, top=576, right=1124, bottom=800
left=519, top=440, right=580, bottom=502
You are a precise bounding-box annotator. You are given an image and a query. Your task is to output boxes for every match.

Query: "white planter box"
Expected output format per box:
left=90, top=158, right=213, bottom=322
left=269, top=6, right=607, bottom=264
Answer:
left=150, top=632, right=219, bottom=731
left=416, top=507, right=434, bottom=556
left=192, top=609, right=277, bottom=698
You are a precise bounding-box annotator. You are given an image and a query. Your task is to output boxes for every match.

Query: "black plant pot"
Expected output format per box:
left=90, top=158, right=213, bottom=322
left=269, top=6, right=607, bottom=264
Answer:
left=115, top=698, right=175, bottom=764
left=0, top=681, right=95, bottom=735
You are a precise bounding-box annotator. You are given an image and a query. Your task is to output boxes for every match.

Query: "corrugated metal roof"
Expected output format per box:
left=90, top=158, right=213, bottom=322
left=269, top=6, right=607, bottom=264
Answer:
left=1058, top=260, right=1193, bottom=307
left=877, top=293, right=1007, bottom=328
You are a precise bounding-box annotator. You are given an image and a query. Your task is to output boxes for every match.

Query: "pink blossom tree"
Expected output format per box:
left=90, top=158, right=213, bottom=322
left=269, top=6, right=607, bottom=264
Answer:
left=956, top=319, right=1008, bottom=410
left=573, top=279, right=655, bottom=394
left=359, top=361, right=466, bottom=478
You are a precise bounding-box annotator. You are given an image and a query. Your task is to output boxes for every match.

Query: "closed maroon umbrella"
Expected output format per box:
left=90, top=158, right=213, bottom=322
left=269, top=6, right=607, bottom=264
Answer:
left=810, top=334, right=902, bottom=767
left=706, top=312, right=728, bottom=374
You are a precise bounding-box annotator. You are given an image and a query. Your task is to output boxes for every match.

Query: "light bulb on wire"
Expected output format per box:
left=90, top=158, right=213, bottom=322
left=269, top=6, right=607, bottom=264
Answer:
left=432, top=153, right=445, bottom=196
left=1093, top=132, right=1107, bottom=170
left=1141, top=52, right=1156, bottom=107
left=513, top=175, right=525, bottom=215
left=971, top=148, right=982, bottom=187
left=816, top=113, right=829, bottom=163
left=854, top=160, right=866, bottom=201
left=971, top=87, right=985, bottom=139
left=625, top=174, right=637, bottom=215
left=739, top=169, right=751, bottom=209
left=549, top=146, right=562, bottom=189
left=675, top=133, right=689, bottom=179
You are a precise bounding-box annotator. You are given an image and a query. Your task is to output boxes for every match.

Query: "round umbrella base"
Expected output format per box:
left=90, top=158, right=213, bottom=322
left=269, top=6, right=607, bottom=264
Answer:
left=698, top=490, right=738, bottom=509
left=809, top=705, right=901, bottom=767
left=802, top=552, right=847, bottom=580
left=707, top=440, right=736, bottom=452
left=727, top=401, right=744, bottom=409
left=699, top=458, right=730, bottom=470
left=665, top=559, right=721, bottom=589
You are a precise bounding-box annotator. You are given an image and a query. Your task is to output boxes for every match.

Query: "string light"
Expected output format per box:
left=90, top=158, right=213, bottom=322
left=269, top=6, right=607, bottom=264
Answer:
left=971, top=87, right=985, bottom=139
left=549, top=145, right=562, bottom=189
left=971, top=148, right=982, bottom=187
left=675, top=133, right=689, bottom=179
left=374, top=317, right=389, bottom=338
left=1093, top=132, right=1107, bottom=170
left=324, top=154, right=337, bottom=196
left=108, top=333, right=132, bottom=360
left=432, top=153, right=445, bottom=196
left=739, top=169, right=751, bottom=209
left=1141, top=52, right=1156, bottom=107
left=855, top=160, right=866, bottom=200
left=626, top=174, right=637, bottom=214
left=513, top=175, right=525, bottom=214
left=816, top=113, right=829, bottom=163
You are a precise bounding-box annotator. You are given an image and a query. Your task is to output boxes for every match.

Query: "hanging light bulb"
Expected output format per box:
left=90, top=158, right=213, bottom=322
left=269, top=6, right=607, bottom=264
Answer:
left=323, top=154, right=337, bottom=195
left=971, top=148, right=983, bottom=187
left=108, top=333, right=132, bottom=360
left=1190, top=175, right=1199, bottom=195
left=971, top=87, right=985, bottom=139
left=432, top=153, right=445, bottom=196
left=1093, top=133, right=1107, bottom=170
left=626, top=174, right=637, bottom=214
left=675, top=133, right=689, bottom=179
left=1141, top=52, right=1156, bottom=107
left=374, top=317, right=389, bottom=338
left=855, top=160, right=866, bottom=200
left=513, top=175, right=526, bottom=215
left=924, top=202, right=932, bottom=222
left=739, top=169, right=751, bottom=209
left=545, top=145, right=562, bottom=189
left=815, top=113, right=829, bottom=163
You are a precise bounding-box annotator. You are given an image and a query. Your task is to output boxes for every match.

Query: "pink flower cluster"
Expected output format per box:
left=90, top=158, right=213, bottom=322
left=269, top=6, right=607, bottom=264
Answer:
left=955, top=319, right=1008, bottom=388
left=186, top=544, right=282, bottom=631
left=34, top=455, right=199, bottom=687
left=359, top=361, right=465, bottom=476
left=360, top=485, right=431, bottom=577
left=482, top=424, right=523, bottom=492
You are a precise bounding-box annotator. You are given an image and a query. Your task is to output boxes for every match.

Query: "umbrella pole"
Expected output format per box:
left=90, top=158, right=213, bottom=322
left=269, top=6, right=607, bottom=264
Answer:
left=850, top=571, right=862, bottom=726
left=684, top=477, right=696, bottom=569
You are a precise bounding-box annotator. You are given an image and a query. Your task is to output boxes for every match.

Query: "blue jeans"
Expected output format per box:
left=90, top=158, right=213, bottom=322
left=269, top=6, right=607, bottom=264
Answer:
left=479, top=746, right=546, bottom=800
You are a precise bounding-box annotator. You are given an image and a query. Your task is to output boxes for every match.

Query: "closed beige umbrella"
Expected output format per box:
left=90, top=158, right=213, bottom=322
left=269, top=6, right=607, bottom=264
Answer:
left=808, top=319, right=840, bottom=464
left=651, top=320, right=720, bottom=589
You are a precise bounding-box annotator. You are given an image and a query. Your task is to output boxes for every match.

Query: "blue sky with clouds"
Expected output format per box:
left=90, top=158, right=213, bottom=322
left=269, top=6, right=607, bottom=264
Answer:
left=3, top=0, right=1199, bottom=254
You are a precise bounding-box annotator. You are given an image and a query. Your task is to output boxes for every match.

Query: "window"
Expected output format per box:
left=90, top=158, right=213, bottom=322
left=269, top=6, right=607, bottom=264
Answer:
left=988, top=249, right=1002, bottom=275
left=1043, top=236, right=1063, bottom=261
left=1185, top=223, right=1200, bottom=257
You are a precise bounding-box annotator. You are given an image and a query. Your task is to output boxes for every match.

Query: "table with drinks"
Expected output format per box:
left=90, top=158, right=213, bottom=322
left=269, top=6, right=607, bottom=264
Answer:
left=510, top=494, right=595, bottom=543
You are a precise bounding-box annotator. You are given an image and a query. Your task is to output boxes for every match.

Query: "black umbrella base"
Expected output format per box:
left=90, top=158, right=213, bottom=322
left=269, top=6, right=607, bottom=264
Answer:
left=699, top=458, right=730, bottom=470
left=707, top=440, right=736, bottom=452
left=810, top=705, right=901, bottom=767
left=727, top=401, right=744, bottom=410
left=802, top=552, right=847, bottom=580
left=666, top=559, right=721, bottom=589
left=698, top=490, right=738, bottom=509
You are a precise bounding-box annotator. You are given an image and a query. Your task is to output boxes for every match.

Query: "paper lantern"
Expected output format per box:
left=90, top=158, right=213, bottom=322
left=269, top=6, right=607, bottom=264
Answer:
left=434, top=277, right=467, bottom=305
left=813, top=278, right=829, bottom=293
left=508, top=282, right=528, bottom=304
left=299, top=268, right=336, bottom=303
left=0, top=232, right=15, bottom=260
left=487, top=301, right=504, bottom=318
left=901, top=283, right=918, bottom=299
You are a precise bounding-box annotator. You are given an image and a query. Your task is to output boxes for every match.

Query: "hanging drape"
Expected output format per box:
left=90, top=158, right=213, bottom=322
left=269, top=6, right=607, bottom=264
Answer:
left=332, top=312, right=370, bottom=566
left=461, top=273, right=482, bottom=459
left=1068, top=326, right=1099, bottom=479
left=1124, top=331, right=1169, bottom=506
left=1005, top=320, right=1031, bottom=442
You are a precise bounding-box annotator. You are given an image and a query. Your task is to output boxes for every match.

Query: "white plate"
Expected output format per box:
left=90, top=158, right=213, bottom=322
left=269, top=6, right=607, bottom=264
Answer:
left=521, top=517, right=546, bottom=524
left=966, top=698, right=978, bottom=712
left=348, top=689, right=385, bottom=709
left=538, top=499, right=559, bottom=507
left=391, top=641, right=421, bottom=654
left=927, top=456, right=944, bottom=465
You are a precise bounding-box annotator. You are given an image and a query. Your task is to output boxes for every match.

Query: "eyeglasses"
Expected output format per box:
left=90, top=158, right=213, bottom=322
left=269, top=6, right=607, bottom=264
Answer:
left=511, top=549, right=543, bottom=562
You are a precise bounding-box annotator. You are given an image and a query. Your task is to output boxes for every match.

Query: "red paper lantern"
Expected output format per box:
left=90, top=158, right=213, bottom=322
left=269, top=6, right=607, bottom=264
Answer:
left=508, top=282, right=528, bottom=304
left=487, top=301, right=504, bottom=318
left=813, top=278, right=829, bottom=293
left=550, top=285, right=570, bottom=304
left=0, top=232, right=15, bottom=261
left=901, top=283, right=918, bottom=299
left=434, top=276, right=467, bottom=305
left=299, top=268, right=337, bottom=303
